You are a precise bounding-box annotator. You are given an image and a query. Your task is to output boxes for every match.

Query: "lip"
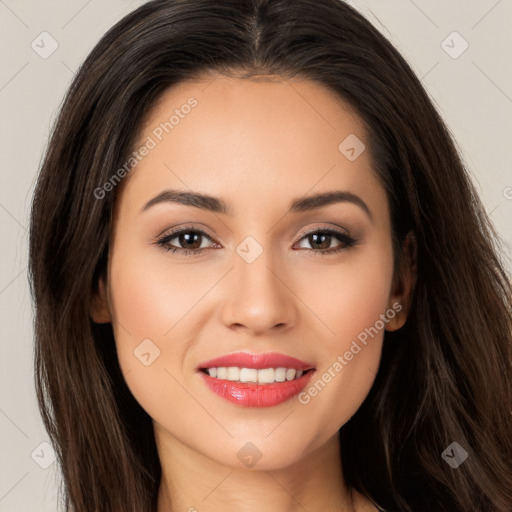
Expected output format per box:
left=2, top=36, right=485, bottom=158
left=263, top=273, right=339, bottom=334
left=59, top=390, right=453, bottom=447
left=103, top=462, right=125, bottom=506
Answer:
left=197, top=351, right=316, bottom=407
left=197, top=351, right=315, bottom=371
left=198, top=369, right=316, bottom=407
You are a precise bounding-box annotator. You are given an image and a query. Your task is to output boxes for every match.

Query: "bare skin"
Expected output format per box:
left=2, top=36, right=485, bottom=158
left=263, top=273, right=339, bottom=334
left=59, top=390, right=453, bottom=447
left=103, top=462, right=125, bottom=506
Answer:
left=91, top=73, right=415, bottom=512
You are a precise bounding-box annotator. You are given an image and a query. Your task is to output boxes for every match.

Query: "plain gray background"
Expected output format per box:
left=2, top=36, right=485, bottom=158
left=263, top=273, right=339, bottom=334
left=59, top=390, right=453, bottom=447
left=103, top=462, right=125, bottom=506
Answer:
left=1, top=1, right=511, bottom=511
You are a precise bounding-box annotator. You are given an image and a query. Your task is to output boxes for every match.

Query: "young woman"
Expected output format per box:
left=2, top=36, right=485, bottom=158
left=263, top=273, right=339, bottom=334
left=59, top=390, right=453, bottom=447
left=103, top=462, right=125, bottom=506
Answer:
left=28, top=1, right=512, bottom=511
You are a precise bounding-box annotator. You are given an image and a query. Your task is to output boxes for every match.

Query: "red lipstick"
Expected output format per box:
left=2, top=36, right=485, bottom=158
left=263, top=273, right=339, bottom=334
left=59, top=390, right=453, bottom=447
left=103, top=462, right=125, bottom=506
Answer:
left=197, top=351, right=316, bottom=407
left=198, top=351, right=314, bottom=371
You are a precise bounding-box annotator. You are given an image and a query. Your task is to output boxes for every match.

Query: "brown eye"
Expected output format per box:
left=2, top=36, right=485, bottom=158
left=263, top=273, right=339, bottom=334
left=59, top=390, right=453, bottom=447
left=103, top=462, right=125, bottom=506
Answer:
left=295, top=228, right=356, bottom=255
left=307, top=232, right=334, bottom=250
left=155, top=228, right=215, bottom=254
left=173, top=231, right=204, bottom=250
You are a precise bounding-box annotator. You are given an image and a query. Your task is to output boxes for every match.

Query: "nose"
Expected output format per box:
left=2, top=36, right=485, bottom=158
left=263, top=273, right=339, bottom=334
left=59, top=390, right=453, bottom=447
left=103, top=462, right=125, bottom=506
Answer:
left=220, top=247, right=298, bottom=335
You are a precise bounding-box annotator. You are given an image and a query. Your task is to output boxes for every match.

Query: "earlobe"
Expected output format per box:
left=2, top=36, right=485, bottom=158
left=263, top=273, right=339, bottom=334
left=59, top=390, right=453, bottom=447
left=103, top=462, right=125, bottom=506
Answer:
left=386, top=231, right=417, bottom=332
left=90, top=276, right=112, bottom=324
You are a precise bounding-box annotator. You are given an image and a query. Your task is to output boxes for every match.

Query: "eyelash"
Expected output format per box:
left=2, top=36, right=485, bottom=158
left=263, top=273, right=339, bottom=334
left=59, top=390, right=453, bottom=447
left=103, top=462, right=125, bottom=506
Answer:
left=154, top=225, right=357, bottom=257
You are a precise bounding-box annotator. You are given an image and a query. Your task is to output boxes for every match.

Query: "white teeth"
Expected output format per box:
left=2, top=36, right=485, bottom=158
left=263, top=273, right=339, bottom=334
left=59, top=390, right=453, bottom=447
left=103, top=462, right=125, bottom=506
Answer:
left=226, top=367, right=240, bottom=381
left=257, top=368, right=275, bottom=384
left=205, top=367, right=306, bottom=383
left=239, top=368, right=258, bottom=382
left=274, top=368, right=286, bottom=382
left=286, top=368, right=296, bottom=381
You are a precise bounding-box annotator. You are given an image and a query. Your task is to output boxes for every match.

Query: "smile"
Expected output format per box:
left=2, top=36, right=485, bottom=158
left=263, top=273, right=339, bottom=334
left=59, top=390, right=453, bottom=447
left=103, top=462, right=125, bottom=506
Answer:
left=197, top=351, right=316, bottom=407
left=202, top=366, right=306, bottom=383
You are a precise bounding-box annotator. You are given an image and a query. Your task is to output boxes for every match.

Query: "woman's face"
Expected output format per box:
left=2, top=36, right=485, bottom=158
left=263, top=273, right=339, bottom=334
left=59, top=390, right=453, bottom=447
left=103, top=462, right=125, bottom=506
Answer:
left=92, top=74, right=409, bottom=470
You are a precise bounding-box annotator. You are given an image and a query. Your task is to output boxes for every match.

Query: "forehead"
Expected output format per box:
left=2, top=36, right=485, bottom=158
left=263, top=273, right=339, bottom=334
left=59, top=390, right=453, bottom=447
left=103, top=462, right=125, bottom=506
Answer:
left=138, top=73, right=366, bottom=145
left=116, top=74, right=384, bottom=221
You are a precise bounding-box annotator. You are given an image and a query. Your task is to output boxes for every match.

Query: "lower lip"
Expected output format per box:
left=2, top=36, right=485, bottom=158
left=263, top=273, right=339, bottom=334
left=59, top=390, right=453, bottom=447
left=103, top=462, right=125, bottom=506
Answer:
left=198, top=370, right=315, bottom=407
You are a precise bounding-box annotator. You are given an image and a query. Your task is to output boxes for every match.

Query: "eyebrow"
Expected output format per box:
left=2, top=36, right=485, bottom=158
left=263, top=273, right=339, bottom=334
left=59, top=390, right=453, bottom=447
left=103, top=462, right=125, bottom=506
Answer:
left=140, top=189, right=373, bottom=222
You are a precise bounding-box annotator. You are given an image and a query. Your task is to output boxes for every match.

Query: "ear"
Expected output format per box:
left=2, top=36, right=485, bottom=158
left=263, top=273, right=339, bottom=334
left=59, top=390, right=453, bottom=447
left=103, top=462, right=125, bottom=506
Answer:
left=386, top=231, right=417, bottom=331
left=90, top=275, right=112, bottom=324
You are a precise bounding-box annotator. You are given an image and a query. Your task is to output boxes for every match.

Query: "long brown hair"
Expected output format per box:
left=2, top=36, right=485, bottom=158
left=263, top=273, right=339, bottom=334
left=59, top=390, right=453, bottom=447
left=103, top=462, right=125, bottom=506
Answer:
left=28, top=1, right=512, bottom=510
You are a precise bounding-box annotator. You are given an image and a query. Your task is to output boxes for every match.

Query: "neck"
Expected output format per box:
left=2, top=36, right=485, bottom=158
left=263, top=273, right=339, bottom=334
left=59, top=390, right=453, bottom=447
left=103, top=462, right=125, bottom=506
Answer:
left=155, top=427, right=363, bottom=512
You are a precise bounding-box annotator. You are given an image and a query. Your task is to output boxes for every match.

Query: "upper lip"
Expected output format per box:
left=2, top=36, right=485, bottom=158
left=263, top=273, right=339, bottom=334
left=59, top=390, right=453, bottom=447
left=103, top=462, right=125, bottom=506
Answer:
left=197, top=351, right=315, bottom=371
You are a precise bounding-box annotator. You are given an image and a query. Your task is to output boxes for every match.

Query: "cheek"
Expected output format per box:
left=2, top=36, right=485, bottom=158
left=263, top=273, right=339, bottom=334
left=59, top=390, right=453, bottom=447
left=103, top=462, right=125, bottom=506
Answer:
left=106, top=240, right=227, bottom=409
left=295, top=241, right=394, bottom=429
left=108, top=241, right=215, bottom=343
left=300, top=240, right=394, bottom=351
left=106, top=248, right=206, bottom=423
